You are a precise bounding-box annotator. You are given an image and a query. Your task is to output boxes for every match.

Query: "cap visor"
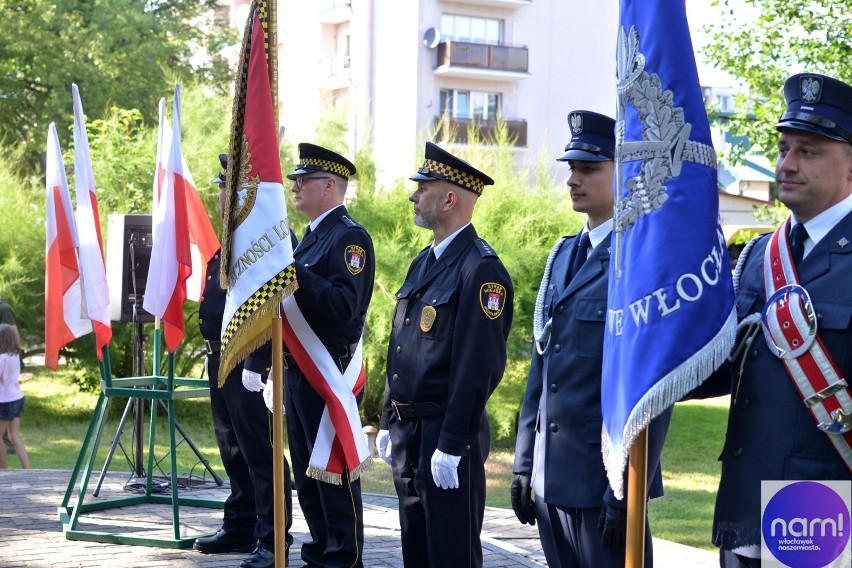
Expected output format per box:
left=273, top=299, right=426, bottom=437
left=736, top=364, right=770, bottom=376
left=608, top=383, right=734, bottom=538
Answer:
left=775, top=120, right=848, bottom=143
left=211, top=177, right=225, bottom=184
left=557, top=149, right=610, bottom=162
left=410, top=172, right=439, bottom=182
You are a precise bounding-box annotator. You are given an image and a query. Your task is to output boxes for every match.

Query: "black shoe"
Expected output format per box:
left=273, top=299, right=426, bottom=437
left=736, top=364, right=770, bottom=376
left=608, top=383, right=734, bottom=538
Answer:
left=193, top=529, right=255, bottom=554
left=240, top=546, right=276, bottom=568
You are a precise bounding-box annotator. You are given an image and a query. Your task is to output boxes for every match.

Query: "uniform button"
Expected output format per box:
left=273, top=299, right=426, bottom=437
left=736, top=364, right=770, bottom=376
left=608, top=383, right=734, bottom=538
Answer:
left=200, top=295, right=204, bottom=302
left=750, top=349, right=759, bottom=360
left=404, top=318, right=411, bottom=325
left=396, top=345, right=402, bottom=353
left=553, top=344, right=561, bottom=353
left=597, top=308, right=605, bottom=317
left=199, top=318, right=203, bottom=325
left=549, top=423, right=558, bottom=433
left=549, top=384, right=558, bottom=393
left=557, top=306, right=565, bottom=313
left=397, top=293, right=402, bottom=299
left=432, top=299, right=437, bottom=304
left=392, top=374, right=400, bottom=382
left=414, top=293, right=421, bottom=299
left=206, top=275, right=212, bottom=280
left=733, top=447, right=743, bottom=458
left=465, top=445, right=471, bottom=451
left=740, top=398, right=750, bottom=409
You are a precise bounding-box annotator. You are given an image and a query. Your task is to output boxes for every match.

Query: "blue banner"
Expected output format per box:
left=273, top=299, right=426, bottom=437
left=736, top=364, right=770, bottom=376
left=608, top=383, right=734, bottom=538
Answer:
left=602, top=0, right=737, bottom=498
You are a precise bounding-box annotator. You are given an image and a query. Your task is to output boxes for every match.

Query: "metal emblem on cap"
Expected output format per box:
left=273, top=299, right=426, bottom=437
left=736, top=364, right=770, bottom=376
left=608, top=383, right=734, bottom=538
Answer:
left=800, top=76, right=822, bottom=103
left=570, top=112, right=583, bottom=135
left=420, top=306, right=437, bottom=332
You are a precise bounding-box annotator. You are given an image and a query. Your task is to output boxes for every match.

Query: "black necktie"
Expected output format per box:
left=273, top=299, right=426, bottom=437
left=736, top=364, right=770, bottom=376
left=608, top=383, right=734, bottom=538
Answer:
left=425, top=249, right=437, bottom=271
left=567, top=232, right=591, bottom=283
left=790, top=223, right=808, bottom=266
left=304, top=225, right=312, bottom=239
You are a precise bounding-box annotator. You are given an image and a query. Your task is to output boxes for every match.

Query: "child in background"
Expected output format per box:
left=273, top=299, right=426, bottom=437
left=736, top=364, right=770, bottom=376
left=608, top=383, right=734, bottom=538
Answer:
left=0, top=323, right=29, bottom=468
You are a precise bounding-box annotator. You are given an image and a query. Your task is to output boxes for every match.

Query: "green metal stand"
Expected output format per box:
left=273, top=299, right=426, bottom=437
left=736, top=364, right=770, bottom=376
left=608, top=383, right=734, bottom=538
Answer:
left=57, top=329, right=224, bottom=549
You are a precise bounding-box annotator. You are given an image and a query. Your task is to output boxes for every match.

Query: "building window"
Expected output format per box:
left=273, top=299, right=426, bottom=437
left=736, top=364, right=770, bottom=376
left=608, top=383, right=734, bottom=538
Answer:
left=440, top=14, right=502, bottom=45
left=440, top=89, right=501, bottom=120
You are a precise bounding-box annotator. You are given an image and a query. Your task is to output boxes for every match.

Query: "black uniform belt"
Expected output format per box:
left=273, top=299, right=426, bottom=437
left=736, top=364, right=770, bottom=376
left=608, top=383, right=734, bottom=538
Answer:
left=282, top=342, right=359, bottom=369
left=390, top=399, right=447, bottom=421
left=204, top=340, right=221, bottom=355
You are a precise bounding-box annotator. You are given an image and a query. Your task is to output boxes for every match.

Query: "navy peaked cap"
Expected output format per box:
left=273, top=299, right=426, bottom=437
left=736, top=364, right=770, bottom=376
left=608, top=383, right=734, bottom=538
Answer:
left=211, top=153, right=228, bottom=185
left=558, top=110, right=616, bottom=162
left=776, top=73, right=852, bottom=143
left=288, top=143, right=356, bottom=180
left=410, top=142, right=494, bottom=195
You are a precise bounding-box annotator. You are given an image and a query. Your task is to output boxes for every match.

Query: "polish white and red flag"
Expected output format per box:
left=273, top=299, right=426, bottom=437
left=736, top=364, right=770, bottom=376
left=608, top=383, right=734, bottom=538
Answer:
left=45, top=123, right=90, bottom=370
left=143, top=85, right=193, bottom=352
left=71, top=84, right=112, bottom=359
left=152, top=98, right=219, bottom=303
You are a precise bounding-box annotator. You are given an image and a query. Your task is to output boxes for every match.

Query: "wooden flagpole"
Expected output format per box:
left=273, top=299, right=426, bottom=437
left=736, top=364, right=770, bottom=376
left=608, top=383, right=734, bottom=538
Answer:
left=272, top=306, right=286, bottom=567
left=625, top=428, right=648, bottom=568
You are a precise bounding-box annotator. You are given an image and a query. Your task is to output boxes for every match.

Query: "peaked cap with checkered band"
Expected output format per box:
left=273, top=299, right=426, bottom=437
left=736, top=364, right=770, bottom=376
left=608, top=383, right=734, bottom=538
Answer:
left=776, top=73, right=852, bottom=144
left=287, top=143, right=357, bottom=180
left=410, top=142, right=494, bottom=195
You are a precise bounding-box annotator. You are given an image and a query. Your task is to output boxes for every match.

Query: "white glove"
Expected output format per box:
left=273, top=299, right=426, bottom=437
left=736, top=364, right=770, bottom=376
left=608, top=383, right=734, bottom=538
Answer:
left=431, top=449, right=462, bottom=490
left=377, top=429, right=392, bottom=466
left=242, top=369, right=265, bottom=392
left=262, top=373, right=285, bottom=414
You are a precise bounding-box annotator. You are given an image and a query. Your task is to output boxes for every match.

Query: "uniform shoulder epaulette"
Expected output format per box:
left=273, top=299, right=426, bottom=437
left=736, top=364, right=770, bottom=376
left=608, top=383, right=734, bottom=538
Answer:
left=340, top=215, right=359, bottom=228
left=475, top=238, right=498, bottom=258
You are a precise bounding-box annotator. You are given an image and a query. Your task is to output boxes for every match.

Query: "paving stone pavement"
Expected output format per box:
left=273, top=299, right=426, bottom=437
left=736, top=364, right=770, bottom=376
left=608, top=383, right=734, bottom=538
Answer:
left=0, top=469, right=717, bottom=567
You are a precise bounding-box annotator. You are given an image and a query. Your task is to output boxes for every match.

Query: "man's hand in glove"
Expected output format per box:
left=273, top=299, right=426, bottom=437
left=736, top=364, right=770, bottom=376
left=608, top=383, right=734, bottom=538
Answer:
left=377, top=429, right=393, bottom=466
left=241, top=369, right=265, bottom=392
left=598, top=503, right=628, bottom=550
left=510, top=474, right=536, bottom=525
left=262, top=371, right=284, bottom=414
left=430, top=449, right=461, bottom=489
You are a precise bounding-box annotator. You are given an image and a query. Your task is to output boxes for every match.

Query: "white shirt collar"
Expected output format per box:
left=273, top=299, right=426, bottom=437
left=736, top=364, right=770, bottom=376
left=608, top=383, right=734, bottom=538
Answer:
left=585, top=218, right=613, bottom=250
left=431, top=223, right=471, bottom=259
left=309, top=204, right=344, bottom=232
left=793, top=193, right=852, bottom=257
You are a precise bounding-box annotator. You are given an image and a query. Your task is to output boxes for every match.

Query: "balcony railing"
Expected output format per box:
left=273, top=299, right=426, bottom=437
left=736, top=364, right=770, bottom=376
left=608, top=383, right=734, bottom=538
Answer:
left=433, top=116, right=528, bottom=147
left=436, top=40, right=529, bottom=74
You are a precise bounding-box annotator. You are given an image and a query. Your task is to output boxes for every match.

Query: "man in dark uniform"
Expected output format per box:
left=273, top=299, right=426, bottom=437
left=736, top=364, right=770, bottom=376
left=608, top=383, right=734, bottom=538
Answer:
left=707, top=74, right=852, bottom=567
left=193, top=154, right=292, bottom=568
left=377, top=142, right=514, bottom=567
left=282, top=143, right=374, bottom=568
left=510, top=111, right=670, bottom=567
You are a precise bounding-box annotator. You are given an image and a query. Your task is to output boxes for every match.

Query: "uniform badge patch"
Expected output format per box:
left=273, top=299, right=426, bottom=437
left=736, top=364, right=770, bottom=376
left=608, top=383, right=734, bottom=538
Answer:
left=480, top=283, right=506, bottom=320
left=420, top=305, right=437, bottom=332
left=344, top=245, right=366, bottom=275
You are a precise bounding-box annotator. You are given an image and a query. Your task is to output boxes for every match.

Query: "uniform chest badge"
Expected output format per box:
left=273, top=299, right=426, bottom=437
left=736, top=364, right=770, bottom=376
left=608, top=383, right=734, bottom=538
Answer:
left=480, top=283, right=506, bottom=320
left=420, top=305, right=437, bottom=332
left=344, top=245, right=367, bottom=275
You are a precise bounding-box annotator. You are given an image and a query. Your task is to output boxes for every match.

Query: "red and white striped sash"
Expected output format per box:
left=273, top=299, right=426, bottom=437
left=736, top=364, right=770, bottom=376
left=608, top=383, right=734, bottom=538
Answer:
left=762, top=219, right=852, bottom=471
left=281, top=295, right=371, bottom=484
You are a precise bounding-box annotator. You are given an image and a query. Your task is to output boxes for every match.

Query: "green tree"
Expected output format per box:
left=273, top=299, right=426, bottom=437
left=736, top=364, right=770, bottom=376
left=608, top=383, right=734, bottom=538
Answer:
left=0, top=0, right=233, bottom=174
left=703, top=0, right=851, bottom=161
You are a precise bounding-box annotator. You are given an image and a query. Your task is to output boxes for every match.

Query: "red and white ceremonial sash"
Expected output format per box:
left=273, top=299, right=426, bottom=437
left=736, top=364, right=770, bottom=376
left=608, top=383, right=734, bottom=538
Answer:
left=280, top=295, right=371, bottom=484
left=762, top=218, right=852, bottom=471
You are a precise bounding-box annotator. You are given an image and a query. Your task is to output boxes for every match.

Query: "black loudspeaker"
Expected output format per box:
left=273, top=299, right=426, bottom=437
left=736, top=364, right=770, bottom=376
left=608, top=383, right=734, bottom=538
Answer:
left=106, top=214, right=155, bottom=323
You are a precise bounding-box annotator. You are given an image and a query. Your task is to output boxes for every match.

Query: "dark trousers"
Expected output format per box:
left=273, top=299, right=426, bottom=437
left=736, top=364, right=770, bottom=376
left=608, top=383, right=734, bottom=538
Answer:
left=208, top=354, right=292, bottom=551
left=719, top=549, right=761, bottom=568
left=389, top=415, right=486, bottom=568
left=534, top=499, right=653, bottom=568
left=286, top=365, right=364, bottom=568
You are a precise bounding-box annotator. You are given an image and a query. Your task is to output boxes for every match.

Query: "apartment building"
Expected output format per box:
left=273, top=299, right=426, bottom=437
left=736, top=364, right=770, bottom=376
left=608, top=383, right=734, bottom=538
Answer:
left=274, top=0, right=618, bottom=185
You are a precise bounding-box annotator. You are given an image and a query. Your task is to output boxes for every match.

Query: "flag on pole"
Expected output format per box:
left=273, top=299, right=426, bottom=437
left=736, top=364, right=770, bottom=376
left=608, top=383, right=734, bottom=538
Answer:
left=601, top=0, right=737, bottom=499
left=71, top=84, right=112, bottom=359
left=143, top=85, right=192, bottom=352
left=45, top=123, right=90, bottom=370
left=153, top=98, right=219, bottom=303
left=219, top=0, right=297, bottom=380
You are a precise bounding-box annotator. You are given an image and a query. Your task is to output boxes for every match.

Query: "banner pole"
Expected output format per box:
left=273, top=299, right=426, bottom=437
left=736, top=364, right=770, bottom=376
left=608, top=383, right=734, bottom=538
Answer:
left=625, top=427, right=648, bottom=568
left=272, top=304, right=286, bottom=567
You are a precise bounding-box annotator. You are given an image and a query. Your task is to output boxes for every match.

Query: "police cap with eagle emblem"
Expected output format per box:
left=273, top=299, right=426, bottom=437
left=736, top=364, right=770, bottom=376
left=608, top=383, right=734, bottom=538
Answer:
left=287, top=143, right=357, bottom=180
left=211, top=153, right=228, bottom=185
left=776, top=73, right=852, bottom=144
left=410, top=142, right=494, bottom=196
left=558, top=110, right=616, bottom=162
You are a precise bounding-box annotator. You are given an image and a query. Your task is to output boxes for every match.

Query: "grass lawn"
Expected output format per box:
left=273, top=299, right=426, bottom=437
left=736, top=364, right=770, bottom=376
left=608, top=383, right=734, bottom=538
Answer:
left=14, top=367, right=728, bottom=551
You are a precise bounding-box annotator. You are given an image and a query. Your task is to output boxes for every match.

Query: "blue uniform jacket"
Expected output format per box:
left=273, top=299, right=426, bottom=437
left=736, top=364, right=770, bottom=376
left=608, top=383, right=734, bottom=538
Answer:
left=381, top=225, right=514, bottom=456
left=712, top=213, right=852, bottom=551
left=289, top=206, right=374, bottom=350
left=513, top=233, right=665, bottom=509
